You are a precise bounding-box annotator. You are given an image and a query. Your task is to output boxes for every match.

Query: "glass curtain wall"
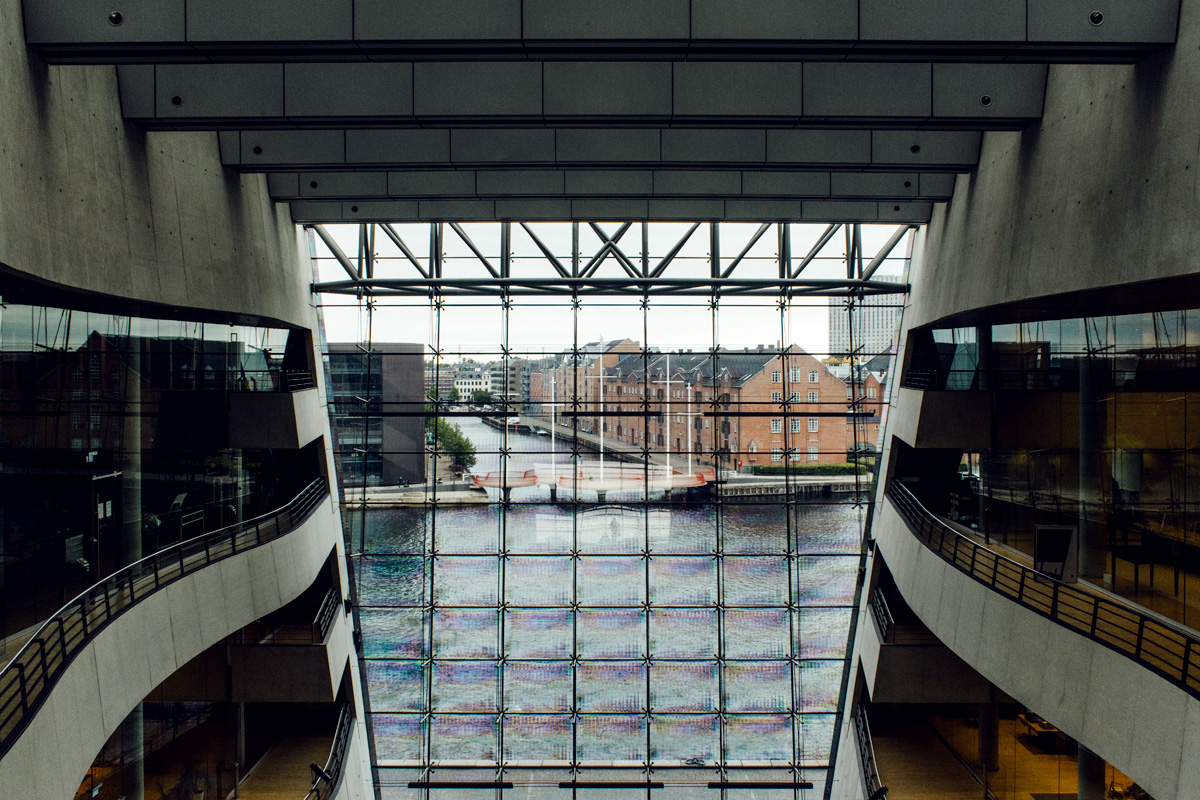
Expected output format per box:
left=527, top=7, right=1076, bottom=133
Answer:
left=900, top=308, right=1200, bottom=629
left=316, top=222, right=907, bottom=798
left=0, top=303, right=309, bottom=642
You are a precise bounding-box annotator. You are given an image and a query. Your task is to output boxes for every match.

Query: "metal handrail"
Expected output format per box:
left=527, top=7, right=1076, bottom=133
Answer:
left=313, top=587, right=340, bottom=642
left=853, top=705, right=885, bottom=799
left=238, top=586, right=340, bottom=646
left=869, top=587, right=895, bottom=644
left=304, top=704, right=355, bottom=800
left=887, top=481, right=1200, bottom=700
left=0, top=476, right=329, bottom=759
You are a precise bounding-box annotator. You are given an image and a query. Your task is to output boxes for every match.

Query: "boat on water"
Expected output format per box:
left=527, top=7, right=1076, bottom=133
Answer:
left=535, top=429, right=550, bottom=437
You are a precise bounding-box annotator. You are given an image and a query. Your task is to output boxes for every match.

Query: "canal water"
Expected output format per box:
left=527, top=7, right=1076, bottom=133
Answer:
left=353, top=417, right=866, bottom=791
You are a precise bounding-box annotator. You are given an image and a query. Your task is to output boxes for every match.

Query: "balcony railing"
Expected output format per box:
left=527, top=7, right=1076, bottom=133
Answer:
left=869, top=587, right=895, bottom=644
left=304, top=704, right=355, bottom=800
left=238, top=587, right=341, bottom=646
left=853, top=705, right=886, bottom=800
left=888, top=481, right=1200, bottom=700
left=175, top=367, right=316, bottom=392
left=0, top=476, right=329, bottom=758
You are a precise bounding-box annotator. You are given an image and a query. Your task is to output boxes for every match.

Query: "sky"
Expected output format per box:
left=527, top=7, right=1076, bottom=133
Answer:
left=312, top=222, right=911, bottom=359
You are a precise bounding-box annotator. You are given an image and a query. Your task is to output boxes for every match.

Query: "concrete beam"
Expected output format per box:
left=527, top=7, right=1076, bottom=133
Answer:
left=27, top=0, right=1179, bottom=62
left=265, top=169, right=955, bottom=204
left=287, top=199, right=935, bottom=224
left=117, top=62, right=1048, bottom=129
left=219, top=128, right=981, bottom=172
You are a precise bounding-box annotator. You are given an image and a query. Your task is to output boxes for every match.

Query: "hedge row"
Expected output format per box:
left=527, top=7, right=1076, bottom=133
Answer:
left=745, top=463, right=869, bottom=476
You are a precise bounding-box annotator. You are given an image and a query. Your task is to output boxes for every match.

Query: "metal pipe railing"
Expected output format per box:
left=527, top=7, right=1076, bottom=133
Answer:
left=304, top=704, right=355, bottom=800
left=887, top=481, right=1200, bottom=699
left=868, top=587, right=895, bottom=644
left=853, top=705, right=886, bottom=799
left=0, top=476, right=329, bottom=758
left=238, top=586, right=341, bottom=646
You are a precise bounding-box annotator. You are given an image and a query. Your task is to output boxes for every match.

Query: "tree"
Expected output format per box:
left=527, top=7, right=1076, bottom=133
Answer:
left=427, top=416, right=477, bottom=473
left=470, top=389, right=493, bottom=405
left=448, top=386, right=461, bottom=402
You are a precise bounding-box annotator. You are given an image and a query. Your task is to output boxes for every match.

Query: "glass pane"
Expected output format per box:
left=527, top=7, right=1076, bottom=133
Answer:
left=373, top=714, right=424, bottom=761
left=723, top=609, right=790, bottom=659
left=649, top=662, right=718, bottom=713
left=794, top=557, right=857, bottom=604
left=429, top=715, right=497, bottom=762
left=359, top=557, right=426, bottom=606
left=576, top=716, right=647, bottom=763
left=505, top=610, right=572, bottom=658
left=795, top=608, right=853, bottom=658
left=724, top=557, right=789, bottom=606
left=434, top=557, right=499, bottom=606
left=365, top=661, right=425, bottom=712
left=364, top=508, right=429, bottom=554
left=795, top=661, right=843, bottom=712
left=724, top=661, right=792, bottom=713
left=361, top=610, right=427, bottom=659
left=577, top=506, right=646, bottom=553
left=504, top=715, right=573, bottom=762
left=432, top=662, right=499, bottom=712
left=504, top=662, right=572, bottom=713
left=577, top=609, right=646, bottom=659
left=506, top=509, right=572, bottom=553
left=723, top=505, right=788, bottom=553
left=649, top=715, right=719, bottom=764
left=797, top=715, right=837, bottom=765
left=433, top=610, right=499, bottom=659
left=724, top=715, right=793, bottom=762
left=649, top=557, right=717, bottom=605
left=506, top=556, right=572, bottom=606
left=649, top=609, right=718, bottom=658
left=577, top=662, right=646, bottom=712
left=577, top=557, right=646, bottom=606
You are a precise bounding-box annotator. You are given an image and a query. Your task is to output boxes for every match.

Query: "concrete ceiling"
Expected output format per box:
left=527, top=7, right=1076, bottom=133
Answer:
left=25, top=0, right=1181, bottom=223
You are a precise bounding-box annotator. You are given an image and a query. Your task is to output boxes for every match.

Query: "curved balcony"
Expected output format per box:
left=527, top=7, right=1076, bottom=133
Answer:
left=888, top=482, right=1200, bottom=698
left=0, top=477, right=331, bottom=767
left=879, top=481, right=1200, bottom=799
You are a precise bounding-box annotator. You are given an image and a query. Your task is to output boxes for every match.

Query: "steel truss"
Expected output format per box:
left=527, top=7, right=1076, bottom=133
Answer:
left=310, top=221, right=913, bottom=297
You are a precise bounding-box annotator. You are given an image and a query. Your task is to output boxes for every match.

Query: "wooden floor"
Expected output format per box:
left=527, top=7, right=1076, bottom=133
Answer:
left=1107, top=558, right=1200, bottom=632
left=871, top=709, right=1142, bottom=800
left=236, top=736, right=333, bottom=800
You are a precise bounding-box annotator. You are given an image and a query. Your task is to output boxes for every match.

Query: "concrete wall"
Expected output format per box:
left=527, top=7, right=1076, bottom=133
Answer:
left=0, top=0, right=310, bottom=329
left=0, top=498, right=347, bottom=799
left=909, top=0, right=1200, bottom=331
left=859, top=620, right=993, bottom=705
left=828, top=715, right=869, bottom=800
left=871, top=500, right=1200, bottom=800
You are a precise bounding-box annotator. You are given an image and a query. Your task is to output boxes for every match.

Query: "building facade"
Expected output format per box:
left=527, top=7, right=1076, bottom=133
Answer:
left=327, top=342, right=425, bottom=487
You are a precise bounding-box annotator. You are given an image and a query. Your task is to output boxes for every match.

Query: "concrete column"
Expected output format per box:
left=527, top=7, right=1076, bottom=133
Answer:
left=236, top=701, right=246, bottom=779
left=1078, top=355, right=1106, bottom=579
left=121, top=703, right=145, bottom=800
left=974, top=325, right=992, bottom=392
left=121, top=343, right=143, bottom=568
left=1077, top=744, right=1107, bottom=800
left=977, top=686, right=999, bottom=771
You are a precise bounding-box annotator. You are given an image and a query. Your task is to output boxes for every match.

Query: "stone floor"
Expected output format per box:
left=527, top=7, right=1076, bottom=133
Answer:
left=869, top=707, right=1142, bottom=800
left=235, top=735, right=334, bottom=800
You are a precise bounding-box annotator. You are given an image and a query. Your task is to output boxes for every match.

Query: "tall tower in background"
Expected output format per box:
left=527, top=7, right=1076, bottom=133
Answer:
left=828, top=283, right=903, bottom=359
